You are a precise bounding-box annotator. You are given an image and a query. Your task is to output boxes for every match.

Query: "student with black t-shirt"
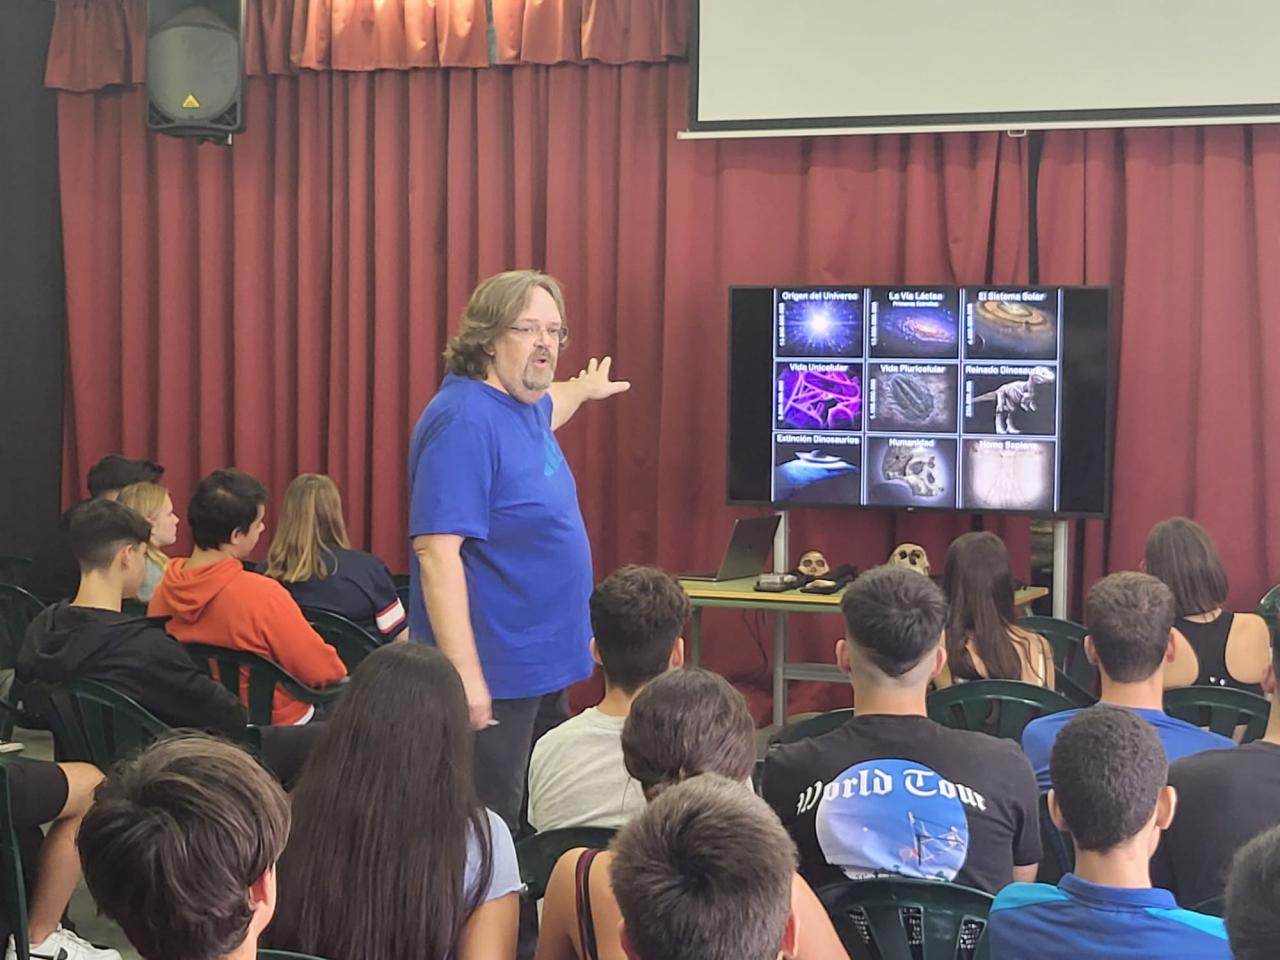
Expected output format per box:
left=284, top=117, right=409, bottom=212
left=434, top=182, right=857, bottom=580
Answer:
left=760, top=565, right=1041, bottom=894
left=1152, top=623, right=1280, bottom=908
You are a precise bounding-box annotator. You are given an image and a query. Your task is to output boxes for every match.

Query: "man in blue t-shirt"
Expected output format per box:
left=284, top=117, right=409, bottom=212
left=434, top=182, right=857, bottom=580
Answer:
left=1021, top=572, right=1233, bottom=790
left=408, top=270, right=630, bottom=829
left=989, top=705, right=1230, bottom=959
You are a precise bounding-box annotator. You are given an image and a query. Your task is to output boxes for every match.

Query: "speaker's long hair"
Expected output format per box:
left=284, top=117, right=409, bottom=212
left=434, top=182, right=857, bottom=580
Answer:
left=942, top=532, right=1031, bottom=682
left=266, top=644, right=494, bottom=960
left=263, top=474, right=350, bottom=583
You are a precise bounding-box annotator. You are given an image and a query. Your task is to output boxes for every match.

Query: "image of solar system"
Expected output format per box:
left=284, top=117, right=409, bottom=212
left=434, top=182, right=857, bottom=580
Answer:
left=775, top=361, right=863, bottom=432
left=965, top=288, right=1059, bottom=360
left=867, top=362, right=959, bottom=433
left=868, top=287, right=960, bottom=360
left=777, top=290, right=863, bottom=358
left=864, top=436, right=957, bottom=508
left=961, top=438, right=1055, bottom=511
left=772, top=436, right=863, bottom=505
left=963, top=365, right=1057, bottom=436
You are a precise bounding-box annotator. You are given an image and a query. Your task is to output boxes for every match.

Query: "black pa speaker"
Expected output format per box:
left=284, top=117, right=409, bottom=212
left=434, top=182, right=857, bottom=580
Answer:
left=145, top=0, right=246, bottom=140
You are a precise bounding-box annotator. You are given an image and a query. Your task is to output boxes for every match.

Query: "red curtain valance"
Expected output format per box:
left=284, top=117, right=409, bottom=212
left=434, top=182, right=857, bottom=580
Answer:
left=45, top=0, right=688, bottom=91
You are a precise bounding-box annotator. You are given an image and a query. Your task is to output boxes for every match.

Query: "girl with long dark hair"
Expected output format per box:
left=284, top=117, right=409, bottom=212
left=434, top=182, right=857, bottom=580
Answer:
left=266, top=643, right=520, bottom=960
left=936, top=531, right=1054, bottom=688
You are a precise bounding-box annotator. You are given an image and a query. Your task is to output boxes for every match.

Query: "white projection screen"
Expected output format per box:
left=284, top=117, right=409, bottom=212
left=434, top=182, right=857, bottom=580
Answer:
left=687, top=0, right=1280, bottom=137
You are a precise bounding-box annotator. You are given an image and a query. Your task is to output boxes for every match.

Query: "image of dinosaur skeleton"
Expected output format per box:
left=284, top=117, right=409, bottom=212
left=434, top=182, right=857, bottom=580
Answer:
left=970, top=366, right=1055, bottom=434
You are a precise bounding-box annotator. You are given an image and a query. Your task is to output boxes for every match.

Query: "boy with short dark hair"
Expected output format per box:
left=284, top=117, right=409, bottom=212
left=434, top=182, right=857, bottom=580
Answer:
left=761, top=565, right=1041, bottom=894
left=527, top=565, right=688, bottom=831
left=1224, top=824, right=1280, bottom=960
left=149, top=469, right=346, bottom=725
left=20, top=499, right=246, bottom=734
left=988, top=705, right=1230, bottom=958
left=77, top=734, right=290, bottom=960
left=1021, top=572, right=1233, bottom=790
left=610, top=774, right=798, bottom=960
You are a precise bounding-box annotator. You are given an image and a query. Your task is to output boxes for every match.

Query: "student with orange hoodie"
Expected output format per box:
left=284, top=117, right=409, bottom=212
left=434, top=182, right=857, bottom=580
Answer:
left=149, top=469, right=347, bottom=724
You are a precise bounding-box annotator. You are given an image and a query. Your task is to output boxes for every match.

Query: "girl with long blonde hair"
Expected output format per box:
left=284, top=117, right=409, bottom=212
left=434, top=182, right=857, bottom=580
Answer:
left=265, top=474, right=406, bottom=641
left=116, top=482, right=179, bottom=602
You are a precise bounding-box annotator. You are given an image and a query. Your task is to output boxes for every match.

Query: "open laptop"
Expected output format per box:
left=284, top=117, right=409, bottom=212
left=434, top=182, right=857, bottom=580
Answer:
left=681, top=515, right=782, bottom=582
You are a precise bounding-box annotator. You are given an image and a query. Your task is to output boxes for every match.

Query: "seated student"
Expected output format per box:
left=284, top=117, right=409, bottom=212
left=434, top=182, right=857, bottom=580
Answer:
left=987, top=706, right=1230, bottom=959
left=1224, top=824, right=1280, bottom=960
left=536, top=669, right=848, bottom=960
left=610, top=775, right=800, bottom=960
left=527, top=565, right=687, bottom=832
left=262, top=474, right=406, bottom=642
left=1021, top=572, right=1234, bottom=790
left=76, top=734, right=290, bottom=960
left=1, top=760, right=118, bottom=960
left=19, top=499, right=245, bottom=735
left=266, top=643, right=520, bottom=960
left=935, top=532, right=1055, bottom=688
left=115, top=481, right=179, bottom=603
left=1151, top=620, right=1280, bottom=907
left=149, top=469, right=347, bottom=725
left=27, top=454, right=163, bottom=603
left=1144, top=516, right=1271, bottom=692
left=760, top=566, right=1041, bottom=894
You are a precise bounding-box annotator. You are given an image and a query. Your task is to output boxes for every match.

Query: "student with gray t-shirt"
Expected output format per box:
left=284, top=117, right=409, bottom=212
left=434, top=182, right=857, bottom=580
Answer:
left=527, top=566, right=689, bottom=832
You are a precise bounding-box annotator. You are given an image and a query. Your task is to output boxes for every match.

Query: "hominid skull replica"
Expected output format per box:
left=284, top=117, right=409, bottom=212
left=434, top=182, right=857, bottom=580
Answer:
left=798, top=551, right=830, bottom=577
left=888, top=543, right=930, bottom=577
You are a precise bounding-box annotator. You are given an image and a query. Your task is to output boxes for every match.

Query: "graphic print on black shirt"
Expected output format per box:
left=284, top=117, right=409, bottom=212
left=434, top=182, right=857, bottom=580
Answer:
left=762, top=714, right=1041, bottom=894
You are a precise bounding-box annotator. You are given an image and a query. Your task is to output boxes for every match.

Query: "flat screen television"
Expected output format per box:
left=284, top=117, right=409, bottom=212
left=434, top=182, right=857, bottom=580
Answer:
left=727, top=285, right=1112, bottom=517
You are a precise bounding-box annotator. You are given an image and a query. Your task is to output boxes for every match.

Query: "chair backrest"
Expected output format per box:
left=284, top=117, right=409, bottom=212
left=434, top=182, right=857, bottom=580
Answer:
left=24, top=680, right=170, bottom=768
left=0, top=558, right=31, bottom=590
left=183, top=644, right=344, bottom=726
left=818, top=877, right=993, bottom=960
left=390, top=573, right=410, bottom=590
left=120, top=598, right=149, bottom=618
left=395, top=583, right=410, bottom=616
left=927, top=680, right=1074, bottom=741
left=302, top=608, right=379, bottom=671
left=0, top=760, right=30, bottom=960
left=1020, top=616, right=1098, bottom=707
left=259, top=951, right=332, bottom=960
left=1256, top=584, right=1280, bottom=627
left=1034, top=792, right=1075, bottom=885
left=772, top=709, right=855, bottom=745
left=0, top=585, right=45, bottom=672
left=1163, top=685, right=1271, bottom=743
left=1192, top=894, right=1226, bottom=918
left=516, top=826, right=616, bottom=901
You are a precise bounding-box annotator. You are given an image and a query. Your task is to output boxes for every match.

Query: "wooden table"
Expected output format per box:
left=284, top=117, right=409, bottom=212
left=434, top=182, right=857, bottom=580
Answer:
left=680, top=577, right=1049, bottom=727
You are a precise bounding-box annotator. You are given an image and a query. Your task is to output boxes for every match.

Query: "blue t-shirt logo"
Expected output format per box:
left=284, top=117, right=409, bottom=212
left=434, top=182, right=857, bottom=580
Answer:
left=543, top=430, right=565, bottom=477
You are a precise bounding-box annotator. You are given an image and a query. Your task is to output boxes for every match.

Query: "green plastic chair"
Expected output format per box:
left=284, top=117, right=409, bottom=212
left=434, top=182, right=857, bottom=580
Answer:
left=928, top=680, right=1074, bottom=741
left=0, top=758, right=31, bottom=960
left=772, top=709, right=854, bottom=745
left=395, top=583, right=410, bottom=616
left=390, top=573, right=410, bottom=590
left=302, top=608, right=380, bottom=671
left=1256, top=584, right=1280, bottom=627
left=259, top=951, right=332, bottom=960
left=1020, top=616, right=1098, bottom=707
left=0, top=559, right=30, bottom=590
left=184, top=644, right=346, bottom=726
left=1034, top=792, right=1075, bottom=885
left=120, top=598, right=149, bottom=617
left=1192, top=895, right=1225, bottom=918
left=23, top=681, right=169, bottom=768
left=818, top=877, right=993, bottom=960
left=0, top=586, right=44, bottom=669
left=516, top=826, right=616, bottom=901
left=1163, top=686, right=1271, bottom=743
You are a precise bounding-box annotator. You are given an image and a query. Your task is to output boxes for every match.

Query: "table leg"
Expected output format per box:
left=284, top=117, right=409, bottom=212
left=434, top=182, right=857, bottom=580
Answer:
left=773, top=612, right=788, bottom=728
left=690, top=607, right=702, bottom=667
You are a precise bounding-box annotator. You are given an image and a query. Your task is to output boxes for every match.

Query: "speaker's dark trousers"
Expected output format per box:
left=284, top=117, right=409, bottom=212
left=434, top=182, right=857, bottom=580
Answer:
left=474, top=688, right=569, bottom=834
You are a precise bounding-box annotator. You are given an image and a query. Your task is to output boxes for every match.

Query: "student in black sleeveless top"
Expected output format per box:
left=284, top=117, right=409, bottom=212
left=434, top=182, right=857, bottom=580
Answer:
left=1143, top=517, right=1269, bottom=693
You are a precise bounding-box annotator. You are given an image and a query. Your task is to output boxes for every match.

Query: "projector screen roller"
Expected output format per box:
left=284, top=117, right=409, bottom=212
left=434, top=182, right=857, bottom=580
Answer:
left=726, top=286, right=1112, bottom=517
left=690, top=0, right=1280, bottom=135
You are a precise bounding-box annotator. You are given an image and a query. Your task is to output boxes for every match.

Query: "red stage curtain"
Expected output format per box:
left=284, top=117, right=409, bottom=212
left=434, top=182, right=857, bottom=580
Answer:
left=1037, top=125, right=1280, bottom=615
left=55, top=63, right=1032, bottom=717
left=44, top=0, right=687, bottom=91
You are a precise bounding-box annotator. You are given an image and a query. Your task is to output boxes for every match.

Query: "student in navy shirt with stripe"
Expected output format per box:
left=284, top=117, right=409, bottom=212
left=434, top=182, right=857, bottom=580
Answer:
left=988, top=705, right=1230, bottom=959
left=1021, top=572, right=1232, bottom=791
left=263, top=474, right=406, bottom=642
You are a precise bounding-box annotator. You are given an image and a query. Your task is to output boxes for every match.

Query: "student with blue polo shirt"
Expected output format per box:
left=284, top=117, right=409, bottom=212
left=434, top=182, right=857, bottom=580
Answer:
left=1021, top=572, right=1232, bottom=791
left=408, top=270, right=630, bottom=830
left=988, top=705, right=1230, bottom=959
